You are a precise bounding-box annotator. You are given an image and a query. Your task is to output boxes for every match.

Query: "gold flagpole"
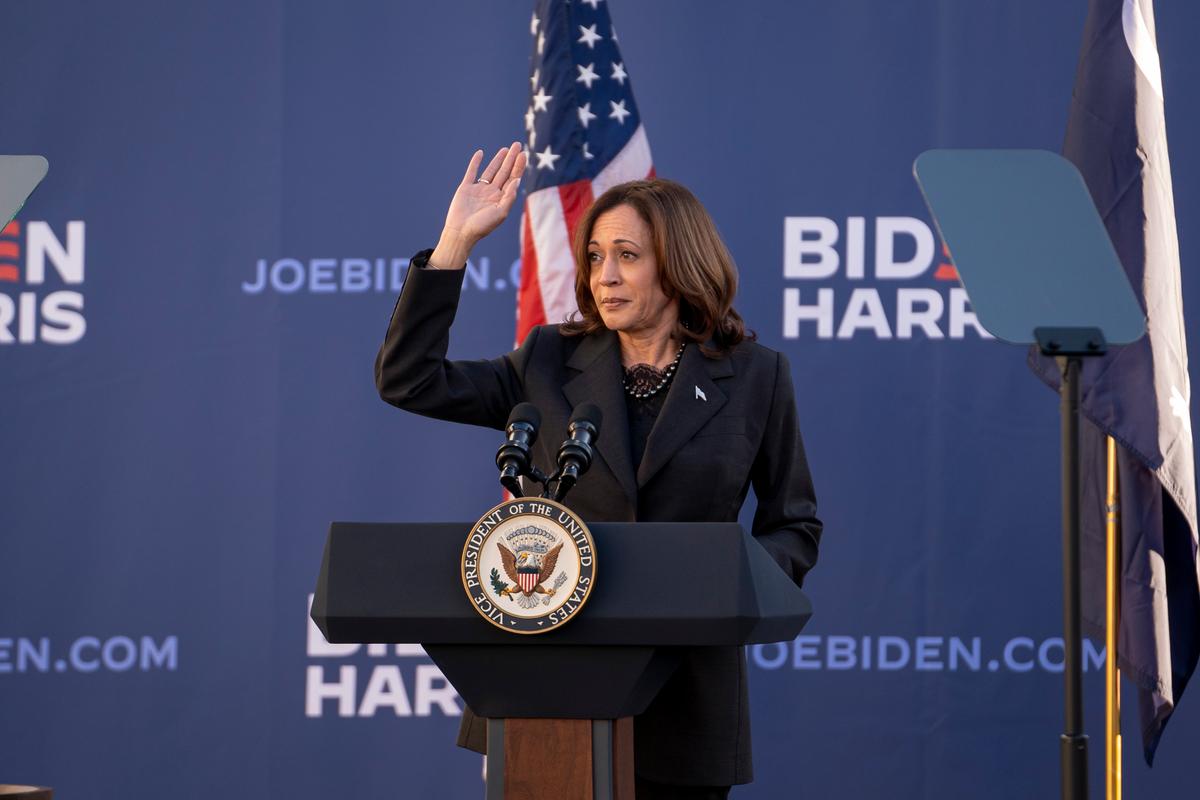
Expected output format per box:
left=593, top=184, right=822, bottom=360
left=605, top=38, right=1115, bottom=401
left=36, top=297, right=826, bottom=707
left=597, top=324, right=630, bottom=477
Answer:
left=1105, top=435, right=1122, bottom=800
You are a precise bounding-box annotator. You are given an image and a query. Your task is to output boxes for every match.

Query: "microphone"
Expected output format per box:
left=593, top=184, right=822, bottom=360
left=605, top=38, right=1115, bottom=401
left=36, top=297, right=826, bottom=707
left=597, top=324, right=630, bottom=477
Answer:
left=496, top=403, right=541, bottom=497
left=553, top=403, right=603, bottom=502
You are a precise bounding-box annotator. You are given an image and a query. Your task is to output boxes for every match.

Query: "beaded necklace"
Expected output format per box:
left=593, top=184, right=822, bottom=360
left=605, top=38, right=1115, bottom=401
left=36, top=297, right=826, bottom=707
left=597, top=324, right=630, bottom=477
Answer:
left=622, top=342, right=686, bottom=400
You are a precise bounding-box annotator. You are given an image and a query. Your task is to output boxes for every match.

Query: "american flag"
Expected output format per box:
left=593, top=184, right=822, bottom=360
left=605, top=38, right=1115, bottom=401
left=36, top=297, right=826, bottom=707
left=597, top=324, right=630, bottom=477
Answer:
left=517, top=0, right=654, bottom=343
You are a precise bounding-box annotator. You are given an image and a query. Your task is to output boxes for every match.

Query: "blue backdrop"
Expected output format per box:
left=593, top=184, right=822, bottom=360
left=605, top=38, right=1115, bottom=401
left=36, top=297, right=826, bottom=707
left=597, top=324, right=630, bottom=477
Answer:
left=2, top=1, right=1198, bottom=797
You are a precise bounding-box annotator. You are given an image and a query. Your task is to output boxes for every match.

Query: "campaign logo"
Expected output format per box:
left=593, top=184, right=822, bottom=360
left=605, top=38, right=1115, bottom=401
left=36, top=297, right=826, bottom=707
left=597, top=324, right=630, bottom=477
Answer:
left=781, top=216, right=991, bottom=341
left=304, top=596, right=461, bottom=719
left=462, top=498, right=596, bottom=634
left=0, top=219, right=86, bottom=345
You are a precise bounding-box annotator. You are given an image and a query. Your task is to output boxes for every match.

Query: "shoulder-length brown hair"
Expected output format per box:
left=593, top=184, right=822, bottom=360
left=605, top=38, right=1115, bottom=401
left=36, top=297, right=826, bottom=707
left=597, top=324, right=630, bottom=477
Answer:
left=559, top=178, right=753, bottom=357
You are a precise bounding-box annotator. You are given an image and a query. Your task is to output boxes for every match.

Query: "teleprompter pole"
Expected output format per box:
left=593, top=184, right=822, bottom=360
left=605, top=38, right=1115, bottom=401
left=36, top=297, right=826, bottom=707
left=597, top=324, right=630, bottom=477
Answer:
left=1038, top=327, right=1105, bottom=800
left=1058, top=354, right=1088, bottom=800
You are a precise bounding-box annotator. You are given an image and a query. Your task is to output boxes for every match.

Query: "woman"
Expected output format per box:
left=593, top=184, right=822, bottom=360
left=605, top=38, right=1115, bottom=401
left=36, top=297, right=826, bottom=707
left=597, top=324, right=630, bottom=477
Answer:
left=376, top=142, right=822, bottom=798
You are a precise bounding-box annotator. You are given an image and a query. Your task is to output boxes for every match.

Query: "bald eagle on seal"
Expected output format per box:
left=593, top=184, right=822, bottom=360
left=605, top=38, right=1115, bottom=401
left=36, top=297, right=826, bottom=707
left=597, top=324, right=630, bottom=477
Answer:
left=497, top=542, right=562, bottom=599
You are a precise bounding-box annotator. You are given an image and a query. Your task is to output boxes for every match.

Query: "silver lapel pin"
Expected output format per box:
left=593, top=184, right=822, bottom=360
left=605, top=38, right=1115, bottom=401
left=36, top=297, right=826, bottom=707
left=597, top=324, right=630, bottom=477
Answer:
left=695, top=385, right=707, bottom=401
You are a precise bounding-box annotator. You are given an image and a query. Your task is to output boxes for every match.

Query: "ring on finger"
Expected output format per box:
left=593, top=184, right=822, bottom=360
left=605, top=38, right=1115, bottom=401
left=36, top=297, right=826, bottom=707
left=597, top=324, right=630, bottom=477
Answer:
left=476, top=178, right=491, bottom=184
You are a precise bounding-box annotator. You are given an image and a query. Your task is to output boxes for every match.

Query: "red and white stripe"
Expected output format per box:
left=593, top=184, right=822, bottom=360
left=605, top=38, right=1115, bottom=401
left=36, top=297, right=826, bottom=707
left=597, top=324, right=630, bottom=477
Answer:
left=518, top=572, right=540, bottom=594
left=515, top=125, right=654, bottom=344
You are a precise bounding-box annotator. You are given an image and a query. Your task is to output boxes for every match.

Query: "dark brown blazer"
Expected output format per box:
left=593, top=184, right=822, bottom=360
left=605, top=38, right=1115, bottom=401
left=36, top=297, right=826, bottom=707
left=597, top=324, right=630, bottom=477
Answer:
left=375, top=251, right=822, bottom=787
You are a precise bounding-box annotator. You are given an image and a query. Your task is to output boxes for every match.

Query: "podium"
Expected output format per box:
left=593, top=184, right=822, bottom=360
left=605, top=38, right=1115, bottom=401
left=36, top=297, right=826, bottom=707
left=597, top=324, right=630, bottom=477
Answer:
left=312, top=521, right=812, bottom=800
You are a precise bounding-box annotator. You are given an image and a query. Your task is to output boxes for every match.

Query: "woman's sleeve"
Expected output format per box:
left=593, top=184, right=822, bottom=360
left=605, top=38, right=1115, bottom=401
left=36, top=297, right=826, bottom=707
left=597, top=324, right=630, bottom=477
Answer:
left=749, top=350, right=823, bottom=588
left=374, top=249, right=533, bottom=431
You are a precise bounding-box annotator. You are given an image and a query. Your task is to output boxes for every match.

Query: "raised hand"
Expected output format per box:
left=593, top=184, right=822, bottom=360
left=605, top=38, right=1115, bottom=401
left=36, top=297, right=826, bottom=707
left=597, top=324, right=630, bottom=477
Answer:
left=430, top=142, right=528, bottom=269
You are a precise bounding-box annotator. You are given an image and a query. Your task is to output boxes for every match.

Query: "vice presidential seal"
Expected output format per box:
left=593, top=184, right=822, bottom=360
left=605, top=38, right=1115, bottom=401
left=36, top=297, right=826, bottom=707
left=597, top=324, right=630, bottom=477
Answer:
left=460, top=498, right=596, bottom=634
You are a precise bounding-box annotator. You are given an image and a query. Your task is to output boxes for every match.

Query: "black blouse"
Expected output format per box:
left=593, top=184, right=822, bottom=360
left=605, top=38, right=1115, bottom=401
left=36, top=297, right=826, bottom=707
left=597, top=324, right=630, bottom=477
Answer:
left=622, top=363, right=673, bottom=471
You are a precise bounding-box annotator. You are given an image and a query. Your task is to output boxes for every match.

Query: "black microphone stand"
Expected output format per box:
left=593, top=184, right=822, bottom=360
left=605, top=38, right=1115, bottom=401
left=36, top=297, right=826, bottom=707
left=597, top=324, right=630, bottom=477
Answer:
left=501, top=464, right=570, bottom=501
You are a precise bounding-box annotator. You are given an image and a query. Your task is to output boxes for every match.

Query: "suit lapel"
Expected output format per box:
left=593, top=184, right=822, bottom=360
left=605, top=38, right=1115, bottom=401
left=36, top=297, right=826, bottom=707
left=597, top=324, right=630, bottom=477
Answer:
left=636, top=344, right=734, bottom=488
left=563, top=331, right=638, bottom=505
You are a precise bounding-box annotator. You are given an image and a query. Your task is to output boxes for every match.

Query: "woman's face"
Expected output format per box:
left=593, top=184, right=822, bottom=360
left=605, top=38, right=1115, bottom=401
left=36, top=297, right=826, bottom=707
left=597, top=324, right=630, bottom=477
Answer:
left=586, top=204, right=675, bottom=335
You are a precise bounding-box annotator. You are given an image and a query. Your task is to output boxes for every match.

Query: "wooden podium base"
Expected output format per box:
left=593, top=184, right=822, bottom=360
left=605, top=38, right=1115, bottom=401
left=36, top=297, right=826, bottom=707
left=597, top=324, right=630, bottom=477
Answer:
left=486, top=717, right=634, bottom=800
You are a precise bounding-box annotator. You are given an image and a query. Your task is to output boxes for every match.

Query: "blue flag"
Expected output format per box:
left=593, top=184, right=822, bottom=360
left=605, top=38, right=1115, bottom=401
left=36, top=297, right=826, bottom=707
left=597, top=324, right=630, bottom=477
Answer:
left=1029, top=0, right=1200, bottom=765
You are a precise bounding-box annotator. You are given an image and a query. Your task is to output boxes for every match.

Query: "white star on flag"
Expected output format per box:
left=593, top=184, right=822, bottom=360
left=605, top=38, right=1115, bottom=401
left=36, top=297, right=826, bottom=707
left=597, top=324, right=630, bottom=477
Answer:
left=525, top=106, right=535, bottom=131
left=611, top=23, right=618, bottom=42
left=581, top=0, right=602, bottom=9
left=537, top=31, right=546, bottom=55
left=576, top=63, right=600, bottom=89
left=530, top=68, right=539, bottom=91
left=535, top=146, right=560, bottom=171
left=577, top=23, right=602, bottom=49
left=532, top=86, right=553, bottom=112
left=609, top=98, right=630, bottom=124
left=582, top=142, right=594, bottom=160
left=611, top=62, right=627, bottom=86
left=530, top=12, right=539, bottom=35
left=577, top=102, right=597, bottom=128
